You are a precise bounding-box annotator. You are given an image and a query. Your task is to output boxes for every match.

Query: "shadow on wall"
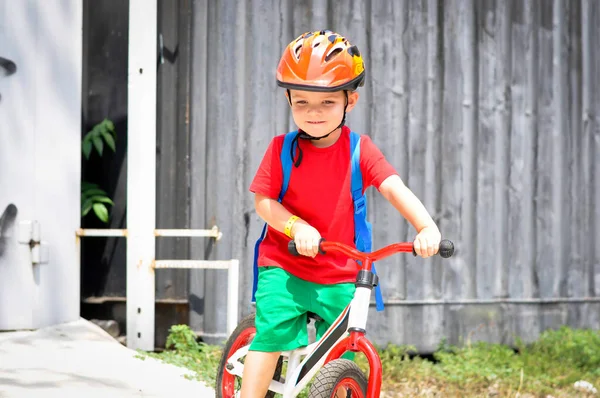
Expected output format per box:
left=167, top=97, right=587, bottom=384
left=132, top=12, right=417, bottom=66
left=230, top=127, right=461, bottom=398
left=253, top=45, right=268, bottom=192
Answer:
left=0, top=204, right=18, bottom=257
left=0, top=57, right=19, bottom=257
left=0, top=56, right=17, bottom=103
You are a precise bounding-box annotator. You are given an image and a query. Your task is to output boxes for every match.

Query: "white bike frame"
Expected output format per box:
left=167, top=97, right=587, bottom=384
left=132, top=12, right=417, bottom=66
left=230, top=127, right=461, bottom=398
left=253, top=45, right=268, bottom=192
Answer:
left=224, top=285, right=373, bottom=397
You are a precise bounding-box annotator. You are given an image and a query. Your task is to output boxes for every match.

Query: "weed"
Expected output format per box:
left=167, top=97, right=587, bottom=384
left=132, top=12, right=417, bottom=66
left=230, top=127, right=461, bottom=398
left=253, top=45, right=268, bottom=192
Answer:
left=138, top=324, right=600, bottom=397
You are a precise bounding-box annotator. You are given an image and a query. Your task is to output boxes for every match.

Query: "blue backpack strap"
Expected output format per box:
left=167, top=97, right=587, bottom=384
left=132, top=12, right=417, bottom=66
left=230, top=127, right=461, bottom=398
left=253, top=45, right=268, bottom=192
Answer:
left=350, top=132, right=385, bottom=312
left=279, top=131, right=298, bottom=201
left=252, top=131, right=298, bottom=302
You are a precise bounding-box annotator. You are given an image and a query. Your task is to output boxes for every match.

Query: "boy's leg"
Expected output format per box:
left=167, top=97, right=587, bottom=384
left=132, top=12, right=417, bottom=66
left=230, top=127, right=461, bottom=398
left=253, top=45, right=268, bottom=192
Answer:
left=240, top=351, right=281, bottom=398
left=312, top=282, right=356, bottom=360
left=241, top=266, right=310, bottom=396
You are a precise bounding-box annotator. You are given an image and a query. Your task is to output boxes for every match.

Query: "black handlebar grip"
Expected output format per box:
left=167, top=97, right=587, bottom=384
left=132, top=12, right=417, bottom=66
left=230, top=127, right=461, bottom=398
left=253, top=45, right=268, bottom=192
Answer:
left=288, top=240, right=300, bottom=256
left=412, top=239, right=455, bottom=258
left=439, top=239, right=454, bottom=258
left=288, top=239, right=327, bottom=256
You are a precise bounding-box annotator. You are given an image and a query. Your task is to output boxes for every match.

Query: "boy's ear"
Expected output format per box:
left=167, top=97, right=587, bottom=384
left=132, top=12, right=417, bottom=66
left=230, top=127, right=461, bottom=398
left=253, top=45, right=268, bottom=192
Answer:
left=345, top=91, right=360, bottom=112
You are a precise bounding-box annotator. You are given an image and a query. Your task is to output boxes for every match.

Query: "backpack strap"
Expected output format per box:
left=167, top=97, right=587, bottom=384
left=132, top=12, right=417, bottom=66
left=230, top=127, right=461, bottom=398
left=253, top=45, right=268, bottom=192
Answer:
left=350, top=132, right=385, bottom=312
left=279, top=131, right=298, bottom=201
left=252, top=131, right=299, bottom=302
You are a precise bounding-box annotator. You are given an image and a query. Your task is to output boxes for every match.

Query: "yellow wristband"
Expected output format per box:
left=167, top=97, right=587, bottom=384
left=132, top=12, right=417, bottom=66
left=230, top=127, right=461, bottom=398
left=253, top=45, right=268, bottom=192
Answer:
left=284, top=215, right=300, bottom=238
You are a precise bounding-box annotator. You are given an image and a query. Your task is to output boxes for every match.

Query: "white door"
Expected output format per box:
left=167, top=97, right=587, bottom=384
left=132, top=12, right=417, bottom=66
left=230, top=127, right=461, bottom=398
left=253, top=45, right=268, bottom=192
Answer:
left=0, top=0, right=82, bottom=330
left=0, top=33, right=36, bottom=329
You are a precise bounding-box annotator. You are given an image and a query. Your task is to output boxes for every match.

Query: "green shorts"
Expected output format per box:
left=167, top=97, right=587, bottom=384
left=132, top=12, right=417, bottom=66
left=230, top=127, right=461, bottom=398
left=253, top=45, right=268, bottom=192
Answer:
left=250, top=266, right=355, bottom=353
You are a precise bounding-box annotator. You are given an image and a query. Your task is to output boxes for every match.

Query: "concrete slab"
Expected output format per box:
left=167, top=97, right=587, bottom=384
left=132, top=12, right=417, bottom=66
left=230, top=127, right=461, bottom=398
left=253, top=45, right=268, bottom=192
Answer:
left=0, top=318, right=216, bottom=398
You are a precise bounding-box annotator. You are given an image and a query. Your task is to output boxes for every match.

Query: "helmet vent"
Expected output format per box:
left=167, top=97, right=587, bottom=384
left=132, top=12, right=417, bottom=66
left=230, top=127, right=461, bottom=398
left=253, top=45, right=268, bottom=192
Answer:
left=312, top=35, right=326, bottom=48
left=325, top=48, right=343, bottom=62
left=348, top=45, right=361, bottom=57
left=325, top=42, right=346, bottom=62
left=292, top=39, right=304, bottom=61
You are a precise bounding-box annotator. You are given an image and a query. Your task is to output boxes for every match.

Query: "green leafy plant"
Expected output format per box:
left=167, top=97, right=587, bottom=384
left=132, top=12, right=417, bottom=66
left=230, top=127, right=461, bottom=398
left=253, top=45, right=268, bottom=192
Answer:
left=82, top=118, right=116, bottom=159
left=81, top=182, right=114, bottom=223
left=166, top=324, right=200, bottom=352
left=140, top=324, right=222, bottom=384
left=81, top=118, right=117, bottom=223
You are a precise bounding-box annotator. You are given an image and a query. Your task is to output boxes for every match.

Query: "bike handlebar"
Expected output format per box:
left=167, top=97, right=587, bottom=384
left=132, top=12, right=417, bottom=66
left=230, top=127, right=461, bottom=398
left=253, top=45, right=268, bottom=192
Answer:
left=288, top=239, right=455, bottom=262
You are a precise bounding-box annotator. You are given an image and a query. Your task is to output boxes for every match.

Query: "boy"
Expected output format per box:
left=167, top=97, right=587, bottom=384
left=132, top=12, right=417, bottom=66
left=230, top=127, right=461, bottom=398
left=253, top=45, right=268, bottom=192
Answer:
left=242, top=30, right=441, bottom=397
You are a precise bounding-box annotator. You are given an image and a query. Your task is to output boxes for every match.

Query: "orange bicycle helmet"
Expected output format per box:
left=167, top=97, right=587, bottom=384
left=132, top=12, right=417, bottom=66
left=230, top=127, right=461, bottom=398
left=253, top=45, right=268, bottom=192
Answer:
left=276, top=30, right=365, bottom=92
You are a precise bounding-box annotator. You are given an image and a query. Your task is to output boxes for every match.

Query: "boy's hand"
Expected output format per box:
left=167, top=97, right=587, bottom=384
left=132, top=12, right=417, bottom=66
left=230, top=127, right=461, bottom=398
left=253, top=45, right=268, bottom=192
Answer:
left=291, top=223, right=322, bottom=258
left=413, top=226, right=441, bottom=258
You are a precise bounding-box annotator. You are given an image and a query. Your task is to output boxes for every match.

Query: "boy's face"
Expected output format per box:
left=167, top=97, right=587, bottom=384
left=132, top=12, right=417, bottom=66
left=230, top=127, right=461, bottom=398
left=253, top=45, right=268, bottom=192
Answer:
left=287, top=89, right=359, bottom=138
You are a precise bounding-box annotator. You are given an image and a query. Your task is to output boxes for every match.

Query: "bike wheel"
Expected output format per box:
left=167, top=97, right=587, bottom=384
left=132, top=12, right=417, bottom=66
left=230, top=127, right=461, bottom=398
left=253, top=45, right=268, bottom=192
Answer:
left=308, top=359, right=367, bottom=398
left=215, top=313, right=283, bottom=398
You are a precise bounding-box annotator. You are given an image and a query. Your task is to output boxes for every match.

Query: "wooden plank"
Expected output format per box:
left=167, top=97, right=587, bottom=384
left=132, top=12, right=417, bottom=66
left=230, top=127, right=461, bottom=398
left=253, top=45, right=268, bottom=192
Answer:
left=331, top=0, right=370, bottom=135
left=586, top=0, right=600, bottom=297
left=405, top=0, right=428, bottom=300
left=535, top=2, right=557, bottom=299
left=567, top=1, right=585, bottom=298
left=311, top=0, right=328, bottom=28
left=201, top=0, right=242, bottom=343
left=493, top=0, right=512, bottom=299
left=580, top=0, right=594, bottom=297
left=551, top=0, right=568, bottom=298
left=458, top=0, right=478, bottom=299
left=425, top=0, right=443, bottom=300
left=367, top=0, right=409, bottom=301
left=441, top=0, right=464, bottom=300
left=441, top=0, right=478, bottom=299
left=476, top=0, right=508, bottom=300
left=228, top=0, right=248, bottom=328
left=155, top=0, right=191, bottom=302
left=276, top=0, right=294, bottom=135
left=188, top=0, right=210, bottom=335
left=508, top=0, right=539, bottom=299
left=406, top=0, right=428, bottom=204
left=291, top=2, right=312, bottom=39
left=520, top=0, right=539, bottom=298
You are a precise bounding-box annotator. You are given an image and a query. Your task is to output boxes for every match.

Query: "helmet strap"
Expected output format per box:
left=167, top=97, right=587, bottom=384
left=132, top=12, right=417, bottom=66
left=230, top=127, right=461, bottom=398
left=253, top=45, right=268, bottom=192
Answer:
left=290, top=91, right=349, bottom=167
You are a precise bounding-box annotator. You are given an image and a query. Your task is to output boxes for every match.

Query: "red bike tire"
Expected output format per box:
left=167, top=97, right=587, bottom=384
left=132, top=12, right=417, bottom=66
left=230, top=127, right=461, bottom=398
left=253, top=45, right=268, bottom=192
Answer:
left=215, top=313, right=283, bottom=398
left=308, top=359, right=367, bottom=398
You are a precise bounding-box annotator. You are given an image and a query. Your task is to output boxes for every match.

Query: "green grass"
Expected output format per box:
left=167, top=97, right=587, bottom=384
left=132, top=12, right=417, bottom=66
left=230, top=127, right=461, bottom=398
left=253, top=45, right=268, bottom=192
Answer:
left=137, top=325, right=600, bottom=397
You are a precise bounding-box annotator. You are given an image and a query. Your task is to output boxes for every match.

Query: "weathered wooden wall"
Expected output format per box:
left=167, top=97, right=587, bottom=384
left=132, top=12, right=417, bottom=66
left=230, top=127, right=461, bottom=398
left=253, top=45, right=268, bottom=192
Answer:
left=183, top=0, right=600, bottom=351
left=80, top=0, right=600, bottom=351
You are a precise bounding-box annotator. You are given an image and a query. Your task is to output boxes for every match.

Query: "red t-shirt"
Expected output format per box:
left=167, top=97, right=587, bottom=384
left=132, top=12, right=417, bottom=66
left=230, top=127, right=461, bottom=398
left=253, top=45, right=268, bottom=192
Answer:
left=249, top=126, right=398, bottom=284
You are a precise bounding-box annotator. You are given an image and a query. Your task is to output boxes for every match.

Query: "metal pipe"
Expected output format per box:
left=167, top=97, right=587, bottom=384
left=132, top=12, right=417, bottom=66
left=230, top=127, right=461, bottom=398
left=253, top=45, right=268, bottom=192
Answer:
left=76, top=228, right=221, bottom=239
left=375, top=297, right=600, bottom=306
left=153, top=260, right=236, bottom=270
left=82, top=296, right=188, bottom=305
left=154, top=227, right=222, bottom=239
left=76, top=228, right=127, bottom=237
left=193, top=330, right=228, bottom=339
